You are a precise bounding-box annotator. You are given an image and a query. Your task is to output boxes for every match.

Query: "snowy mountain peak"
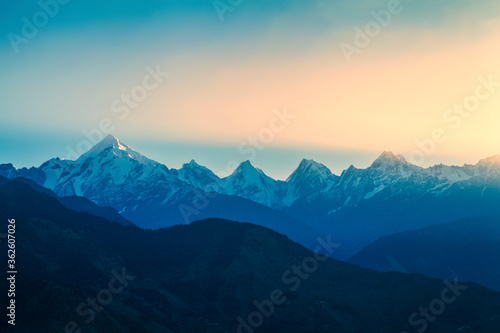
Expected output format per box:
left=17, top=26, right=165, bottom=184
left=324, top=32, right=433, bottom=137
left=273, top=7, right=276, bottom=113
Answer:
left=174, top=159, right=221, bottom=191
left=295, top=159, right=319, bottom=173
left=365, top=151, right=424, bottom=182
left=40, top=157, right=66, bottom=167
left=381, top=151, right=396, bottom=158
left=179, top=159, right=218, bottom=178
left=232, top=160, right=262, bottom=175
left=287, top=159, right=335, bottom=183
left=396, top=154, right=408, bottom=162
left=76, top=135, right=158, bottom=166
left=477, top=155, right=500, bottom=167
left=474, top=155, right=500, bottom=176
left=346, top=164, right=357, bottom=171
left=85, top=134, right=127, bottom=154
left=370, top=151, right=414, bottom=170
left=283, top=158, right=339, bottom=205
left=299, top=158, right=315, bottom=166
left=298, top=158, right=326, bottom=170
left=222, top=160, right=283, bottom=208
left=375, top=151, right=408, bottom=163
left=181, top=159, right=204, bottom=169
left=240, top=160, right=255, bottom=167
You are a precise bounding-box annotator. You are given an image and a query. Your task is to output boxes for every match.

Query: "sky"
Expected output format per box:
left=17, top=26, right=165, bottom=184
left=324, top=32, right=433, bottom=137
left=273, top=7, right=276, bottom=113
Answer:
left=1, top=0, right=500, bottom=179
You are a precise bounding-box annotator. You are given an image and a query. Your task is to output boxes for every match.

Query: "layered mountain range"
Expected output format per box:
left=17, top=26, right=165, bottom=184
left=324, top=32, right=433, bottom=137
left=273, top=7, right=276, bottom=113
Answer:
left=349, top=215, right=500, bottom=290
left=3, top=178, right=500, bottom=332
left=2, top=135, right=500, bottom=258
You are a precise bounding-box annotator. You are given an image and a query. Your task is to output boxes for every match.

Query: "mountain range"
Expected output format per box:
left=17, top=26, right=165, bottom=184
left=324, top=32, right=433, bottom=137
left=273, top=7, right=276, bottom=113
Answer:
left=349, top=215, right=500, bottom=290
left=2, top=134, right=500, bottom=259
left=2, top=177, right=500, bottom=333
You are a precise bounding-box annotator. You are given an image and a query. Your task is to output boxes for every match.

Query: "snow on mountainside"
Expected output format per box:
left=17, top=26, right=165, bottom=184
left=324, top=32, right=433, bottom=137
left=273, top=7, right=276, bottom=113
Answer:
left=424, top=164, right=477, bottom=183
left=284, top=159, right=339, bottom=205
left=2, top=135, right=500, bottom=220
left=39, top=158, right=73, bottom=189
left=29, top=135, right=193, bottom=218
left=476, top=155, right=500, bottom=175
left=171, top=160, right=222, bottom=192
left=425, top=155, right=500, bottom=182
left=222, top=160, right=285, bottom=209
left=76, top=134, right=159, bottom=166
left=368, top=151, right=423, bottom=177
left=328, top=152, right=431, bottom=210
left=52, top=135, right=174, bottom=196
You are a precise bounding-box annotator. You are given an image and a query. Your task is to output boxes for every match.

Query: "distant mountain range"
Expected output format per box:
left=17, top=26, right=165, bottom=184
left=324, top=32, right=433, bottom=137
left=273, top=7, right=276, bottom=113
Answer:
left=349, top=215, right=500, bottom=291
left=2, top=177, right=500, bottom=333
left=0, top=175, right=134, bottom=226
left=2, top=134, right=500, bottom=259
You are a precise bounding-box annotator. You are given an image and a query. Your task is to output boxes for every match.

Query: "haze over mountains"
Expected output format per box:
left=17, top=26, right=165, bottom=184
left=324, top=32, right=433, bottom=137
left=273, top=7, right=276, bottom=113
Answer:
left=2, top=134, right=500, bottom=259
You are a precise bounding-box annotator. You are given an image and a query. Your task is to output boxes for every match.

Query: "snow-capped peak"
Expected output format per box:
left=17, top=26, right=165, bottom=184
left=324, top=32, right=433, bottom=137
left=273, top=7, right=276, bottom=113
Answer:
left=39, top=157, right=70, bottom=168
left=223, top=160, right=275, bottom=185
left=283, top=158, right=339, bottom=205
left=477, top=155, right=500, bottom=167
left=76, top=135, right=158, bottom=166
left=222, top=160, right=283, bottom=207
left=82, top=134, right=127, bottom=154
left=372, top=151, right=409, bottom=166
left=231, top=160, right=263, bottom=176
left=174, top=159, right=221, bottom=191
left=474, top=155, right=500, bottom=176
left=38, top=157, right=73, bottom=189
left=365, top=151, right=423, bottom=182
left=178, top=159, right=206, bottom=171
left=369, top=151, right=422, bottom=171
left=185, top=159, right=198, bottom=167
left=287, top=159, right=335, bottom=183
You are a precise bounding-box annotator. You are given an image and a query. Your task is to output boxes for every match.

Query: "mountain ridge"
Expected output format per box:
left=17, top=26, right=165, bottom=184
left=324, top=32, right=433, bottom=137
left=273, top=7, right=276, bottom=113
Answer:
left=3, top=134, right=500, bottom=210
left=3, top=135, right=500, bottom=259
left=3, top=179, right=500, bottom=332
left=348, top=215, right=500, bottom=291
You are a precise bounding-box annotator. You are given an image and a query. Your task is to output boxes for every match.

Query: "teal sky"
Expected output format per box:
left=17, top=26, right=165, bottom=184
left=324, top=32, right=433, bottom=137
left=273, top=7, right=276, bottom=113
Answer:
left=1, top=0, right=499, bottom=179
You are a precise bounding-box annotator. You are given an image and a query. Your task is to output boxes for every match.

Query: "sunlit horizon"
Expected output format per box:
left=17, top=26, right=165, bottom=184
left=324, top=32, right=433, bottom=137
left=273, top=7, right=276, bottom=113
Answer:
left=1, top=0, right=500, bottom=179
